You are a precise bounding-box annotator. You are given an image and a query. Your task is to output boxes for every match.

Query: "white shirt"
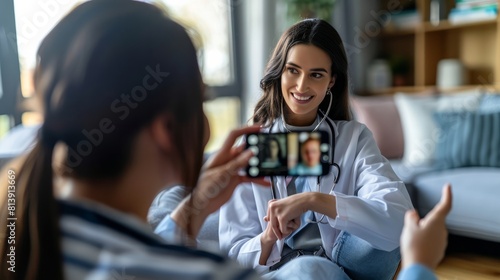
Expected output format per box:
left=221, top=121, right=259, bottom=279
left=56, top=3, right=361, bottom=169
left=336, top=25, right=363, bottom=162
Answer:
left=219, top=118, right=413, bottom=273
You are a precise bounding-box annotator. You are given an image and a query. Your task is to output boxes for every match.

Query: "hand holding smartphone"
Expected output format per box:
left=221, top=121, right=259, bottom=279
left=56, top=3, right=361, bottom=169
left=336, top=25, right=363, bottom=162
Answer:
left=245, top=130, right=331, bottom=177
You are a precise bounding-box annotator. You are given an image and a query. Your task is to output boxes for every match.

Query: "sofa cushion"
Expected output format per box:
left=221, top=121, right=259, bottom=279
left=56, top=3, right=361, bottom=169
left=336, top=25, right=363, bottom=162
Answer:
left=350, top=96, right=404, bottom=159
left=413, top=167, right=500, bottom=243
left=394, top=91, right=482, bottom=167
left=434, top=110, right=500, bottom=169
left=479, top=93, right=500, bottom=112
left=389, top=159, right=435, bottom=183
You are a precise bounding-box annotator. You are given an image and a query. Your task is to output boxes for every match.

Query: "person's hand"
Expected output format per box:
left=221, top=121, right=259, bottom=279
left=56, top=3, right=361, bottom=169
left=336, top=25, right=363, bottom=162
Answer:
left=262, top=199, right=298, bottom=242
left=401, top=184, right=452, bottom=270
left=264, top=194, right=306, bottom=240
left=194, top=126, right=270, bottom=214
left=259, top=198, right=300, bottom=265
left=171, top=126, right=270, bottom=238
left=261, top=200, right=281, bottom=245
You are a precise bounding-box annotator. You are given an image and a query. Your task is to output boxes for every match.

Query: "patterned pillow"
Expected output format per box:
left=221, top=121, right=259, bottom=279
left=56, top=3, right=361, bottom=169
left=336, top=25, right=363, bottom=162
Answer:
left=434, top=110, right=500, bottom=169
left=480, top=94, right=500, bottom=113
left=394, top=91, right=481, bottom=167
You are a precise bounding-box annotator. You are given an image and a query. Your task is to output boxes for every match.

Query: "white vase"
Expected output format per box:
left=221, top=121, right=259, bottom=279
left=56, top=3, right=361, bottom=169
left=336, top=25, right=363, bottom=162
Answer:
left=437, top=59, right=468, bottom=88
left=367, top=59, right=393, bottom=91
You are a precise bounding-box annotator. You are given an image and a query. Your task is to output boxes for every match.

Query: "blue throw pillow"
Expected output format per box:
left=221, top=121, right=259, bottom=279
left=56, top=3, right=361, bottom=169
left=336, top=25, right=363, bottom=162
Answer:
left=434, top=110, right=500, bottom=169
left=480, top=94, right=500, bottom=113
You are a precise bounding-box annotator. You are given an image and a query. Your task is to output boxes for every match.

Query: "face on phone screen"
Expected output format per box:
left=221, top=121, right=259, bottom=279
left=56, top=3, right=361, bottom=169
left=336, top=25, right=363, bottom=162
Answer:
left=245, top=131, right=330, bottom=177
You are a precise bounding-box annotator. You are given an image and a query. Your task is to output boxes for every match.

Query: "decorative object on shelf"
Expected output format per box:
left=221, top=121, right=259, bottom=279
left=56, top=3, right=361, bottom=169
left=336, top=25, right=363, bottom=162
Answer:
left=367, top=59, right=392, bottom=91
left=436, top=59, right=468, bottom=88
left=375, top=0, right=500, bottom=93
left=389, top=56, right=410, bottom=87
left=430, top=0, right=448, bottom=26
left=449, top=0, right=498, bottom=24
left=386, top=2, right=420, bottom=30
left=285, top=0, right=336, bottom=22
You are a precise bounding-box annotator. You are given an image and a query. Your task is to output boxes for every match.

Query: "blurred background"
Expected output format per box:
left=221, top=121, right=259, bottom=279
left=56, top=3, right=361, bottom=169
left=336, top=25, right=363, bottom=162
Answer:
left=0, top=0, right=498, bottom=152
left=1, top=1, right=500, bottom=278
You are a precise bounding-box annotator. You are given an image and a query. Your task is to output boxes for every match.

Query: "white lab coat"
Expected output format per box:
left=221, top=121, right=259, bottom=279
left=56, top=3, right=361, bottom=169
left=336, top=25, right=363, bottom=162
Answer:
left=219, top=118, right=413, bottom=273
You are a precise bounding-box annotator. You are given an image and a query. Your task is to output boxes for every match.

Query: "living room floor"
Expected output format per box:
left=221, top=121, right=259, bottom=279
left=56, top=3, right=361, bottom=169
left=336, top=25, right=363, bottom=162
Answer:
left=435, top=235, right=500, bottom=279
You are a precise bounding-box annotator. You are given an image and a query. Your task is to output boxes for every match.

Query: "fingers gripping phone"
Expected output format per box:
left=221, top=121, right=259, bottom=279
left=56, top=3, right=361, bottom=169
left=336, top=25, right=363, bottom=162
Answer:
left=245, top=130, right=331, bottom=177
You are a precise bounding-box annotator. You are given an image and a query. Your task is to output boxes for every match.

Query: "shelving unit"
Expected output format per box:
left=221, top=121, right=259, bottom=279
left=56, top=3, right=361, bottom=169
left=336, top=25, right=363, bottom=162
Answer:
left=369, top=0, right=500, bottom=95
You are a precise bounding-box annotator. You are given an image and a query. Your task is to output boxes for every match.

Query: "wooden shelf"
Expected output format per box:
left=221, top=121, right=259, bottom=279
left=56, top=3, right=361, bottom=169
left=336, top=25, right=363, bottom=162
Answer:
left=374, top=0, right=500, bottom=94
left=359, top=84, right=498, bottom=96
left=423, top=18, right=498, bottom=32
left=432, top=84, right=496, bottom=93
left=382, top=17, right=497, bottom=36
left=358, top=86, right=429, bottom=96
left=381, top=26, right=418, bottom=37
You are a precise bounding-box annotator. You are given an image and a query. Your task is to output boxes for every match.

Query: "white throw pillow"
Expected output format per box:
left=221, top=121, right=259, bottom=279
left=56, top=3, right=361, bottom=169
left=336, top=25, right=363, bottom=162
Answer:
left=394, top=90, right=482, bottom=167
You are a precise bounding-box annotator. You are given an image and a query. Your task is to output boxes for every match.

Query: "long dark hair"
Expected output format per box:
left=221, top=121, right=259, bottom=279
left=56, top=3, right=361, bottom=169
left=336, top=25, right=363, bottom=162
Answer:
left=0, top=1, right=205, bottom=279
left=263, top=136, right=285, bottom=165
left=252, top=18, right=350, bottom=126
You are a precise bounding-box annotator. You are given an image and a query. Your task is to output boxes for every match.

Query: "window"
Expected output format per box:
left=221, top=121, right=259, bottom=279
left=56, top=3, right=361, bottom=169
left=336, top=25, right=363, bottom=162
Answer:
left=154, top=0, right=242, bottom=152
left=0, top=0, right=242, bottom=152
left=157, top=0, right=234, bottom=86
left=13, top=0, right=85, bottom=99
left=2, top=0, right=86, bottom=130
left=0, top=58, right=3, bottom=99
left=0, top=0, right=22, bottom=137
left=0, top=59, right=7, bottom=137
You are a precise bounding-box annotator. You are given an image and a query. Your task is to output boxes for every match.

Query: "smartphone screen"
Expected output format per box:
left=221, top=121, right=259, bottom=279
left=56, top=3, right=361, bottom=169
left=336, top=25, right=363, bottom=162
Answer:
left=245, top=130, right=331, bottom=177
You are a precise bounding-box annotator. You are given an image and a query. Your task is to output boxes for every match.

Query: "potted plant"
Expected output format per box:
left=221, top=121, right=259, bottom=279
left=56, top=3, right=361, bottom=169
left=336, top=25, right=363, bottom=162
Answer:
left=286, top=0, right=336, bottom=22
left=389, top=55, right=410, bottom=87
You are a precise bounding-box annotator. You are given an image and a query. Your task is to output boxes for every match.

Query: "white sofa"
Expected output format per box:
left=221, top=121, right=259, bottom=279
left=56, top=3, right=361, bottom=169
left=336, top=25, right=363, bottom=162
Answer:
left=351, top=91, right=500, bottom=243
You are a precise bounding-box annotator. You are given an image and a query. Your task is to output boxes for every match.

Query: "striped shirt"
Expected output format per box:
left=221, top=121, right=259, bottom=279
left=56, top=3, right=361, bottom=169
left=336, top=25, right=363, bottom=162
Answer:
left=59, top=199, right=258, bottom=280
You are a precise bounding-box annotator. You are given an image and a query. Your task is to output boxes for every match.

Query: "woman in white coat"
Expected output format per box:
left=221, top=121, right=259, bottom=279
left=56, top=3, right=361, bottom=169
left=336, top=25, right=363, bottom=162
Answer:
left=219, top=19, right=414, bottom=279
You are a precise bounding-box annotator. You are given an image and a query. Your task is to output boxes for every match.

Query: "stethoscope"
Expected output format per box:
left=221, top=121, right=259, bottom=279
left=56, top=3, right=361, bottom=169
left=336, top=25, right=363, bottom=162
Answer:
left=269, top=110, right=341, bottom=224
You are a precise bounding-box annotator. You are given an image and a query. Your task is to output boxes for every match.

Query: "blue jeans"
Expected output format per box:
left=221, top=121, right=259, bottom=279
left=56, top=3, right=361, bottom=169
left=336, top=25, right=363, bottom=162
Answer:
left=263, top=256, right=351, bottom=280
left=332, top=231, right=400, bottom=280
left=263, top=231, right=400, bottom=280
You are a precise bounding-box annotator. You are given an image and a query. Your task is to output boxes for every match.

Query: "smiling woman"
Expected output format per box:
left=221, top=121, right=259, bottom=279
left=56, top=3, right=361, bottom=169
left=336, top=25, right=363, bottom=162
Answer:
left=281, top=44, right=335, bottom=126
left=219, top=18, right=413, bottom=279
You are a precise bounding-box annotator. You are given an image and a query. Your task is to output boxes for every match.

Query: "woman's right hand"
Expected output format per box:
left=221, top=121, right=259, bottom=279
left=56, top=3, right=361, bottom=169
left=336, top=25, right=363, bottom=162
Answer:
left=171, top=126, right=270, bottom=238
left=264, top=194, right=305, bottom=240
left=259, top=199, right=300, bottom=265
left=260, top=200, right=280, bottom=265
left=261, top=200, right=280, bottom=245
left=259, top=212, right=279, bottom=265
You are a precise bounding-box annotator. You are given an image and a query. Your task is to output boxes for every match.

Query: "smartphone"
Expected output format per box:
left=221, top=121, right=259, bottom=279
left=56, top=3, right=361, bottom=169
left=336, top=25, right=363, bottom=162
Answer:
left=245, top=130, right=331, bottom=177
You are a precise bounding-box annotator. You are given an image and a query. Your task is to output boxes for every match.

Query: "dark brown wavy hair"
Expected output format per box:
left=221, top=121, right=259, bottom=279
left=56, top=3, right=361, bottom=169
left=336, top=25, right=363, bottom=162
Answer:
left=252, top=18, right=350, bottom=127
left=0, top=1, right=205, bottom=279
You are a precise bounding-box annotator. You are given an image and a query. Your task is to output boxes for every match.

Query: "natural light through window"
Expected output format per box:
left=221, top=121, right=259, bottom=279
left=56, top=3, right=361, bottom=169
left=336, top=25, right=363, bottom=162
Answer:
left=12, top=0, right=240, bottom=151
left=158, top=0, right=233, bottom=86
left=13, top=0, right=84, bottom=99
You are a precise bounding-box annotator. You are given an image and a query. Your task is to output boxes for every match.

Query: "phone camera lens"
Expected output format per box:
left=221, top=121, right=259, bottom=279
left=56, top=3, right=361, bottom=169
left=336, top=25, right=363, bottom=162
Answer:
left=249, top=167, right=259, bottom=177
left=320, top=143, right=329, bottom=152
left=250, top=146, right=259, bottom=155
left=322, top=155, right=329, bottom=162
left=249, top=156, right=259, bottom=166
left=248, top=135, right=258, bottom=145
